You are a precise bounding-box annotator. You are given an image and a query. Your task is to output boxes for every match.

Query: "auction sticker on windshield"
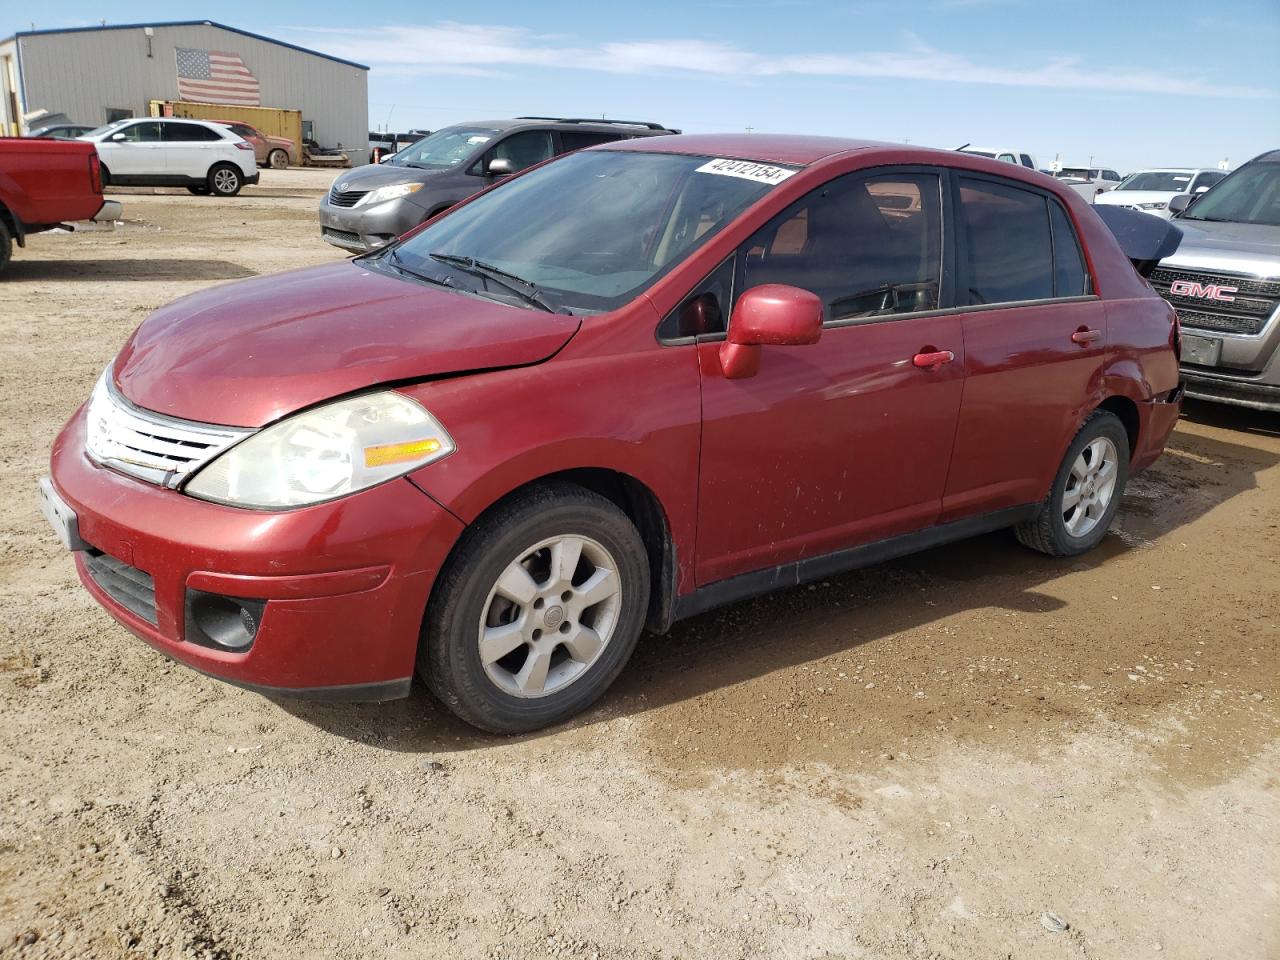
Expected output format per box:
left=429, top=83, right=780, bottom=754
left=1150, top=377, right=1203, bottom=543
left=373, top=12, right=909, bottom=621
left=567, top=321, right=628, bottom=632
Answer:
left=695, top=158, right=796, bottom=185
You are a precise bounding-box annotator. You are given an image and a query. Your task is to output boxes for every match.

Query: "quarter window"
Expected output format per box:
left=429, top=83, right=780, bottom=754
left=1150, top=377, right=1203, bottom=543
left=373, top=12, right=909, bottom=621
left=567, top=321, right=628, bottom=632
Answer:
left=957, top=177, right=1055, bottom=305
left=738, top=171, right=943, bottom=323
left=1048, top=201, right=1089, bottom=297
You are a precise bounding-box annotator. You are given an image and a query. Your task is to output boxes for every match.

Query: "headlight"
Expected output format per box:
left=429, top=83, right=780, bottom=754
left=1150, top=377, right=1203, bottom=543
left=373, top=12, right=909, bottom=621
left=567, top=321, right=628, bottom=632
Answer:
left=357, top=182, right=423, bottom=207
left=184, top=391, right=454, bottom=508
left=1136, top=201, right=1168, bottom=210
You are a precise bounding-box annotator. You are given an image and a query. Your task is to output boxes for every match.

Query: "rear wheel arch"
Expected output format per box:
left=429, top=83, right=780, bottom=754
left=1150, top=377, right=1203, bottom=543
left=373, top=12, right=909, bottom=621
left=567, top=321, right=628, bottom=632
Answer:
left=1096, top=394, right=1140, bottom=460
left=0, top=201, right=25, bottom=246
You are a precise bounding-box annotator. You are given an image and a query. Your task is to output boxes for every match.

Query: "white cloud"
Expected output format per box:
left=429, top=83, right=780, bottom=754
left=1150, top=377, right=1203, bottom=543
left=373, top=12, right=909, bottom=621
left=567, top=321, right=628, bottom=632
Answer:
left=287, top=22, right=1273, bottom=100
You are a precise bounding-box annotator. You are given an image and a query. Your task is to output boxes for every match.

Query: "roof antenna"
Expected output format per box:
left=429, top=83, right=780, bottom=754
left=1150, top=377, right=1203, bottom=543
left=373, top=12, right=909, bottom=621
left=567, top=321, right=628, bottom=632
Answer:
left=955, top=142, right=970, bottom=152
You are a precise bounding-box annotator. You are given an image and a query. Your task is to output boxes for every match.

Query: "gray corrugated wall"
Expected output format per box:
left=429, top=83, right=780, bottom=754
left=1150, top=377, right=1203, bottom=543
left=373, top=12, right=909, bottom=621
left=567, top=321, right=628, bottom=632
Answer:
left=16, top=24, right=368, bottom=161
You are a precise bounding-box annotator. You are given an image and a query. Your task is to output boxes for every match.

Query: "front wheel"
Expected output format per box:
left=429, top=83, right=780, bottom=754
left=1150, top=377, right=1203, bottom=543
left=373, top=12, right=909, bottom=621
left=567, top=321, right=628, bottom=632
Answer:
left=1015, top=410, right=1130, bottom=557
left=421, top=482, right=650, bottom=733
left=207, top=163, right=243, bottom=197
left=267, top=149, right=288, bottom=170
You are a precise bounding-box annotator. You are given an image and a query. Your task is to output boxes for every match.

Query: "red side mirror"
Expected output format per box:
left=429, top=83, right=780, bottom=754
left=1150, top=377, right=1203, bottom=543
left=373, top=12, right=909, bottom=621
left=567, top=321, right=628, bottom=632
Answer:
left=720, top=284, right=823, bottom=379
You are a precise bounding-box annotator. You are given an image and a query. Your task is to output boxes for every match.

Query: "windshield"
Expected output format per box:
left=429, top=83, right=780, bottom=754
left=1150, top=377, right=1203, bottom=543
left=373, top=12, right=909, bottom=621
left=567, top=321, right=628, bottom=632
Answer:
left=81, top=119, right=131, bottom=139
left=1118, top=171, right=1193, bottom=192
left=388, top=150, right=787, bottom=313
left=386, top=126, right=499, bottom=169
left=1181, top=162, right=1280, bottom=225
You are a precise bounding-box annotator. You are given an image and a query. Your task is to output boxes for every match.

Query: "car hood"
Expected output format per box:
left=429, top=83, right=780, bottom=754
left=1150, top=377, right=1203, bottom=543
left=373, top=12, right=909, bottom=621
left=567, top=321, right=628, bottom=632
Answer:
left=113, top=261, right=580, bottom=428
left=1161, top=218, right=1280, bottom=277
left=329, top=162, right=445, bottom=190
left=1096, top=190, right=1175, bottom=206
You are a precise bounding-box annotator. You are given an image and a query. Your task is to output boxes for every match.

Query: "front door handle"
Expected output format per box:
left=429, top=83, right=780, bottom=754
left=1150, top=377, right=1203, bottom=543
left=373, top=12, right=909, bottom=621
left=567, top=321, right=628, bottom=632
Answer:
left=912, top=349, right=955, bottom=371
left=1072, top=328, right=1102, bottom=345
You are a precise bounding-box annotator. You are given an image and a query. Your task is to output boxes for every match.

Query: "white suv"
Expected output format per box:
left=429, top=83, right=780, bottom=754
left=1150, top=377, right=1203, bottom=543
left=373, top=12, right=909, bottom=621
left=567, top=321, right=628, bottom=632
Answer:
left=79, top=118, right=260, bottom=197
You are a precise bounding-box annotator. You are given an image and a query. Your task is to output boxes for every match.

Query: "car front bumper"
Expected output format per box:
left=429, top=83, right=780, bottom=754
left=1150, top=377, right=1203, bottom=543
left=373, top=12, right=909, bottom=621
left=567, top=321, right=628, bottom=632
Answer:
left=46, top=406, right=465, bottom=699
left=318, top=196, right=426, bottom=253
left=1180, top=367, right=1280, bottom=412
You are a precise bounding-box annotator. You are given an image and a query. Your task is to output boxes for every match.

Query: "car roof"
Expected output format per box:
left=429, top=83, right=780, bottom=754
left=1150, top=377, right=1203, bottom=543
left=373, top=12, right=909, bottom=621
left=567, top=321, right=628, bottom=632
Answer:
left=604, top=133, right=1001, bottom=167
left=456, top=118, right=675, bottom=136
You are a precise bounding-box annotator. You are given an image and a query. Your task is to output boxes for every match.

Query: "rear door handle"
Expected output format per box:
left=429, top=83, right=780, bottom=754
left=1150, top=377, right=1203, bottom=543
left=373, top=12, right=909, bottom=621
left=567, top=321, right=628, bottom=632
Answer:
left=1072, top=328, right=1102, bottom=345
left=912, top=349, right=955, bottom=371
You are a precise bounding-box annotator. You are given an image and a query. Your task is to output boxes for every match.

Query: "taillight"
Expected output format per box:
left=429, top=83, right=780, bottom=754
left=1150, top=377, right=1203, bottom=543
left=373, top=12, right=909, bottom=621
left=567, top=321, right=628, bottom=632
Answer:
left=234, top=141, right=254, bottom=151
left=88, top=152, right=102, bottom=194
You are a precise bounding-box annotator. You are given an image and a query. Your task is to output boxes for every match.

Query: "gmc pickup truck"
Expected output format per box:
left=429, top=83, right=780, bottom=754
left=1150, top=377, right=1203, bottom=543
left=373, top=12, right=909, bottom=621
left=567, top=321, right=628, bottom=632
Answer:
left=1151, top=149, right=1280, bottom=412
left=0, top=138, right=121, bottom=275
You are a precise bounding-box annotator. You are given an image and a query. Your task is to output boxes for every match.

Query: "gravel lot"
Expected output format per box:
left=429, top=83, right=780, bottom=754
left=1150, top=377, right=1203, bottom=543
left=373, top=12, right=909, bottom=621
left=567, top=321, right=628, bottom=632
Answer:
left=2, top=169, right=1277, bottom=960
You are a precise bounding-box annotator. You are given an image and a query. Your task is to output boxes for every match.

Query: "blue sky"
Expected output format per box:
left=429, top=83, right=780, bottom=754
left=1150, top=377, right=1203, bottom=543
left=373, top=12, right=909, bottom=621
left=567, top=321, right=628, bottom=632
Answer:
left=11, top=1, right=1280, bottom=171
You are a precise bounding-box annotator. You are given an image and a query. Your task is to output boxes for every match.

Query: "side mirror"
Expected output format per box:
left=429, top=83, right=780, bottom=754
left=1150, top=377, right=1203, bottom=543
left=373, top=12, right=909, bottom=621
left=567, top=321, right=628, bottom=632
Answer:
left=110, top=132, right=127, bottom=142
left=1168, top=194, right=1193, bottom=214
left=487, top=157, right=514, bottom=178
left=720, top=284, right=823, bottom=380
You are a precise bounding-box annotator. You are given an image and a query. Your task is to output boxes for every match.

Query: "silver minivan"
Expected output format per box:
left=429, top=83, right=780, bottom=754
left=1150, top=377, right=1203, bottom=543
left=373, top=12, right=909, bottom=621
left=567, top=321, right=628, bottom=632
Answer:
left=319, top=117, right=677, bottom=252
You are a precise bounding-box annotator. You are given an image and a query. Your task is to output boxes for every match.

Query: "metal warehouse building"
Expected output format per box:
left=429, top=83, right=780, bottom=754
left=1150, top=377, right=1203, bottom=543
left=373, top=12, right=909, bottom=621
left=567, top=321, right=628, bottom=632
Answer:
left=1, top=20, right=369, bottom=162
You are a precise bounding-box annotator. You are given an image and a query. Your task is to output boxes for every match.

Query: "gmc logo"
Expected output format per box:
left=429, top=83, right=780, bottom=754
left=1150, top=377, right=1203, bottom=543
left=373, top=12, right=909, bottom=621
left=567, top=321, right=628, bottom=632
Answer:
left=1169, top=279, right=1238, bottom=302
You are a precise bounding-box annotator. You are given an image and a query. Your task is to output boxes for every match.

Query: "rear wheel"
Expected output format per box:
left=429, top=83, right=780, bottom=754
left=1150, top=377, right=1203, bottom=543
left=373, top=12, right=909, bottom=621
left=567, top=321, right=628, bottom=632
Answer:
left=1015, top=410, right=1130, bottom=557
left=420, top=482, right=650, bottom=733
left=207, top=163, right=243, bottom=197
left=0, top=218, right=12, bottom=275
left=267, top=149, right=288, bottom=170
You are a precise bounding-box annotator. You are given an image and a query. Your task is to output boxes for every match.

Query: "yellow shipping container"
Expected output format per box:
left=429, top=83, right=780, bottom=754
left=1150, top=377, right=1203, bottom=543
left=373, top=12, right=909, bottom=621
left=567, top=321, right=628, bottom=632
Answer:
left=149, top=100, right=302, bottom=156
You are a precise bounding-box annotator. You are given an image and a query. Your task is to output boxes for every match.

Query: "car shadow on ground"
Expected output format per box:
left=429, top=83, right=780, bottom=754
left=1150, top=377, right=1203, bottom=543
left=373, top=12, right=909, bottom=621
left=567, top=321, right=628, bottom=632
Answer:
left=278, top=408, right=1278, bottom=752
left=4, top=259, right=257, bottom=281
left=1181, top=397, right=1278, bottom=439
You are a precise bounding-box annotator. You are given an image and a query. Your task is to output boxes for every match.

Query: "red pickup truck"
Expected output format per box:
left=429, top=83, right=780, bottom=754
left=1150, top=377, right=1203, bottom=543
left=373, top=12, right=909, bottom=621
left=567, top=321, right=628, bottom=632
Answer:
left=0, top=138, right=121, bottom=274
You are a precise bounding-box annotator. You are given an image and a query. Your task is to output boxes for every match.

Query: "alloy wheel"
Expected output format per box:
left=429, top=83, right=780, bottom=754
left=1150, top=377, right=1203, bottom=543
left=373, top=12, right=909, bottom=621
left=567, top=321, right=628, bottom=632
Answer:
left=213, top=169, right=239, bottom=194
left=477, top=535, right=622, bottom=699
left=1062, top=436, right=1118, bottom=538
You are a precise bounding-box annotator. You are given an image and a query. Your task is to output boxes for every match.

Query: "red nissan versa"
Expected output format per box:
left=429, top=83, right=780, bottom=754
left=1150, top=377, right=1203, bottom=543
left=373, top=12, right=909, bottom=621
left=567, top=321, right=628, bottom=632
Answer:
left=40, top=135, right=1182, bottom=733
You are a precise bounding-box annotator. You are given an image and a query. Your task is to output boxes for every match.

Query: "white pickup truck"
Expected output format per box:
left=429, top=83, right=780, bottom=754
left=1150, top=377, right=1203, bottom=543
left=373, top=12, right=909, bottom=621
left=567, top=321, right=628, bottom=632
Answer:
left=957, top=146, right=1038, bottom=170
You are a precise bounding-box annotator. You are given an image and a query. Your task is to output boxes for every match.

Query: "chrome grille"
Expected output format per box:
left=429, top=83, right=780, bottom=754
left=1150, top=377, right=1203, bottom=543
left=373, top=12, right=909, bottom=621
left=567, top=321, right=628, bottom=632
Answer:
left=328, top=187, right=368, bottom=208
left=1149, top=267, right=1280, bottom=336
left=85, top=373, right=253, bottom=489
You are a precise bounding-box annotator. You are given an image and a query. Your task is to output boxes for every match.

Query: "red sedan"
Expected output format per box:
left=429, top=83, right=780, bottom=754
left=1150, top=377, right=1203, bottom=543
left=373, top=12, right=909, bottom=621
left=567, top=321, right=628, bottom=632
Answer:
left=41, top=135, right=1182, bottom=732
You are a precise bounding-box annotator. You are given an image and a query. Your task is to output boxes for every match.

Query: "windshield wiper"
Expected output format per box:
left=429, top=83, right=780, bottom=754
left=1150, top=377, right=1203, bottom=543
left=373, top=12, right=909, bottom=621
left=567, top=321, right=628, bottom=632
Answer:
left=384, top=248, right=456, bottom=289
left=429, top=252, right=558, bottom=313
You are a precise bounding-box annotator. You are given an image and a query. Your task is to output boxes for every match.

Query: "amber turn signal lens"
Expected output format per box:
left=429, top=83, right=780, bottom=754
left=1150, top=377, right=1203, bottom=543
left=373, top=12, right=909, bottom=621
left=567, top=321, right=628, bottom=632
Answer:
left=363, top=438, right=442, bottom=468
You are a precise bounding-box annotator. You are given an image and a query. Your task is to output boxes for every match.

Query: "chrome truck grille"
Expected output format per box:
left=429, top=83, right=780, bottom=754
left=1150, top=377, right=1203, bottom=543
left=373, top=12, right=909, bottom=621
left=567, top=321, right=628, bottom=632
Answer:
left=85, top=372, right=252, bottom=489
left=1149, top=267, right=1280, bottom=336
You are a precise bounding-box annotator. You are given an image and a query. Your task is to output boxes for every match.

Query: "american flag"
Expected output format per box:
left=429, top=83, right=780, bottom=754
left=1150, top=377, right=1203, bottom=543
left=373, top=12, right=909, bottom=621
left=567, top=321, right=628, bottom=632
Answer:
left=175, top=48, right=261, bottom=106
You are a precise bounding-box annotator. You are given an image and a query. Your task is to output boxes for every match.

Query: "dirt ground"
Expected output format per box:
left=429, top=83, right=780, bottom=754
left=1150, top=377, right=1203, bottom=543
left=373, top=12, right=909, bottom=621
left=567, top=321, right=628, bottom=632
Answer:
left=1, top=169, right=1277, bottom=960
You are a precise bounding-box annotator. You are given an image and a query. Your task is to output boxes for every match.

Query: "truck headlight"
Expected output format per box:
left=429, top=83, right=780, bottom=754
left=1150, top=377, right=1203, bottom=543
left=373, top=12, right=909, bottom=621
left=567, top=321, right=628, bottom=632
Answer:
left=184, top=391, right=454, bottom=508
left=1136, top=201, right=1168, bottom=210
left=357, top=182, right=424, bottom=207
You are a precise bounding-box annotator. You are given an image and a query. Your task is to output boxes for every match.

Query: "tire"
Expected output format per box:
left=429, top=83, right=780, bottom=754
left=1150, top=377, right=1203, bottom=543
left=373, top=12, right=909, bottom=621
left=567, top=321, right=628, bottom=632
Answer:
left=0, top=218, right=11, bottom=276
left=187, top=185, right=211, bottom=196
left=420, top=481, right=650, bottom=734
left=267, top=149, right=288, bottom=170
left=207, top=163, right=242, bottom=197
left=1015, top=410, right=1130, bottom=557
left=99, top=164, right=111, bottom=187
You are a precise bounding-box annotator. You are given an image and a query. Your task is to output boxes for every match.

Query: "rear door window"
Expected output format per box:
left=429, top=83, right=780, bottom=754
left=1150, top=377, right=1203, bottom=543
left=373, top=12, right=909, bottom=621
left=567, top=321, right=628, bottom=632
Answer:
left=1191, top=171, right=1225, bottom=192
left=559, top=131, right=623, bottom=152
left=957, top=177, right=1055, bottom=305
left=738, top=170, right=944, bottom=323
left=164, top=123, right=222, bottom=142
